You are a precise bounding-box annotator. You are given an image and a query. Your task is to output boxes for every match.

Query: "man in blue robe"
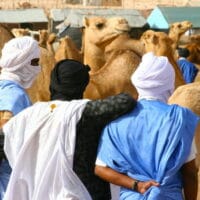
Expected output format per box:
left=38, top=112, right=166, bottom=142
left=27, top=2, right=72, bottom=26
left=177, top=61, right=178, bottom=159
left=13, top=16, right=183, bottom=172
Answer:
left=95, top=52, right=199, bottom=200
left=177, top=47, right=198, bottom=83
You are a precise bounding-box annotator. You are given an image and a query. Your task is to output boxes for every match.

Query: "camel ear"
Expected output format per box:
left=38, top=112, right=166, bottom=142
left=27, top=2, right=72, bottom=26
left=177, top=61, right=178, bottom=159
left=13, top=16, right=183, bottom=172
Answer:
left=83, top=17, right=89, bottom=27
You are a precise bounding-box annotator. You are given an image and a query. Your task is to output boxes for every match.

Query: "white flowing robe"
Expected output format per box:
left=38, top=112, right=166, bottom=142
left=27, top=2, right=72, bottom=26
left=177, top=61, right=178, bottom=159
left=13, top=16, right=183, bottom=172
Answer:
left=3, top=100, right=92, bottom=200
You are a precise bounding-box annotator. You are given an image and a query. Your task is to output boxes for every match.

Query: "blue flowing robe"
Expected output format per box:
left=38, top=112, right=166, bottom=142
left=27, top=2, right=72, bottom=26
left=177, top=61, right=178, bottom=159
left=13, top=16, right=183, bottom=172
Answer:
left=0, top=80, right=32, bottom=199
left=0, top=80, right=32, bottom=115
left=97, top=100, right=199, bottom=200
left=177, top=59, right=198, bottom=83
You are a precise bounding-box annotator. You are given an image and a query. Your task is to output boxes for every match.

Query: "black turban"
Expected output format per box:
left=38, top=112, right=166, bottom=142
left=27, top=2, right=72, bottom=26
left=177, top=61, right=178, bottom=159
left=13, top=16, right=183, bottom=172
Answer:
left=50, top=59, right=90, bottom=101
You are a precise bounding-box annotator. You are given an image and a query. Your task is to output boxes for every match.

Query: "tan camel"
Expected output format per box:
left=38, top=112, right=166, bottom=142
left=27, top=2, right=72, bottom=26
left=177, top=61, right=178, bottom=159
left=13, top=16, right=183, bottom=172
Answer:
left=39, top=30, right=58, bottom=58
left=82, top=16, right=147, bottom=99
left=11, top=28, right=31, bottom=38
left=26, top=46, right=56, bottom=102
left=168, top=20, right=192, bottom=50
left=27, top=31, right=57, bottom=102
left=83, top=18, right=188, bottom=100
left=0, top=25, right=15, bottom=55
left=54, top=36, right=83, bottom=62
left=82, top=16, right=144, bottom=73
left=84, top=27, right=186, bottom=100
left=140, top=30, right=185, bottom=88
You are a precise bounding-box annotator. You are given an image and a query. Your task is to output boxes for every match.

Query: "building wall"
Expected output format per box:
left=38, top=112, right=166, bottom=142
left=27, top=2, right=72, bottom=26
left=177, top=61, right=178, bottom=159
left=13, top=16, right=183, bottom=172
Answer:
left=0, top=0, right=191, bottom=11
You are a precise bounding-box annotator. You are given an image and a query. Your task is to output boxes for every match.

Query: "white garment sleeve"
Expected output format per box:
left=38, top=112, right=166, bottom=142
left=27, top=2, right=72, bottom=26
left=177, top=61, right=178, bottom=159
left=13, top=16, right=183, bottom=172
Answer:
left=95, top=158, right=107, bottom=166
left=185, top=139, right=196, bottom=163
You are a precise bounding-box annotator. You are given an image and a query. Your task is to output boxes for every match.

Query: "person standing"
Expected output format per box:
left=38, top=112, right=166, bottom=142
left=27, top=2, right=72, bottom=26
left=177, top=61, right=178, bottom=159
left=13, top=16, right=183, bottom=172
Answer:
left=2, top=59, right=137, bottom=200
left=95, top=52, right=199, bottom=200
left=177, top=47, right=198, bottom=83
left=0, top=36, right=41, bottom=199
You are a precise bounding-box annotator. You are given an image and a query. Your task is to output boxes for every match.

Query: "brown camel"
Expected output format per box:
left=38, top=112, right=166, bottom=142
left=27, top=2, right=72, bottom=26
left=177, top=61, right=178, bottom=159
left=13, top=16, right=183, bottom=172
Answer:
left=185, top=34, right=200, bottom=66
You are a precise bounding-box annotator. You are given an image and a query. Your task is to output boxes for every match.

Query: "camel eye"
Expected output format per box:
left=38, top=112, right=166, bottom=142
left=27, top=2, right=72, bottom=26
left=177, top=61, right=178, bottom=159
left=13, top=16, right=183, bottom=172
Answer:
left=96, top=23, right=104, bottom=29
left=178, top=24, right=182, bottom=28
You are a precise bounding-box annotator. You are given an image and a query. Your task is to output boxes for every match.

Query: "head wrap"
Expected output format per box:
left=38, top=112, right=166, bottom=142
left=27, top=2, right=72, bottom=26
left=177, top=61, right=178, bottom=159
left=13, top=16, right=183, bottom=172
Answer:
left=0, top=36, right=41, bottom=88
left=177, top=47, right=190, bottom=58
left=50, top=59, right=90, bottom=100
left=131, top=52, right=175, bottom=103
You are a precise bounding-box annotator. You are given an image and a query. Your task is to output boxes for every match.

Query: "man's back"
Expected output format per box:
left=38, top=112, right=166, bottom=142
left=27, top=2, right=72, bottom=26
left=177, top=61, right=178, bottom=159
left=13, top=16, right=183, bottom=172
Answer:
left=96, top=99, right=198, bottom=199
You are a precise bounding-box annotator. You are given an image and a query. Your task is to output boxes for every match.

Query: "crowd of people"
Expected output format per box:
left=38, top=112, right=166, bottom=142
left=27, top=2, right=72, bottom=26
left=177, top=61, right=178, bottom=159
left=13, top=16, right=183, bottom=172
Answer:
left=0, top=36, right=199, bottom=200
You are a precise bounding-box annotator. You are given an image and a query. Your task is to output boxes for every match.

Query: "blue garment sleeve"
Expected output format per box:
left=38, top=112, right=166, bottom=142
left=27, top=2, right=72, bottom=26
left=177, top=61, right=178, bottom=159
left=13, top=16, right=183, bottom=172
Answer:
left=0, top=81, right=32, bottom=115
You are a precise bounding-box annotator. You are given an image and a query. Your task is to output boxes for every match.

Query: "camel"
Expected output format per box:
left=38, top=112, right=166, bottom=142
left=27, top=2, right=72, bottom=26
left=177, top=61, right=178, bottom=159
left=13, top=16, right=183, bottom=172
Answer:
left=82, top=16, right=147, bottom=99
left=11, top=28, right=31, bottom=38
left=26, top=46, right=56, bottom=102
left=140, top=30, right=185, bottom=88
left=38, top=30, right=57, bottom=56
left=26, top=31, right=57, bottom=102
left=0, top=25, right=15, bottom=55
left=169, top=22, right=200, bottom=68
left=185, top=35, right=200, bottom=66
left=54, top=36, right=83, bottom=62
left=83, top=19, right=185, bottom=100
left=82, top=16, right=144, bottom=73
left=168, top=20, right=192, bottom=50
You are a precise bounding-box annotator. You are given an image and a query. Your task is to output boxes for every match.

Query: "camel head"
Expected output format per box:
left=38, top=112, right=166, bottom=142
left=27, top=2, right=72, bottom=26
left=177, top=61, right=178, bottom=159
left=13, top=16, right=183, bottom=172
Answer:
left=11, top=28, right=31, bottom=37
left=38, top=29, right=49, bottom=47
left=82, top=16, right=131, bottom=46
left=141, top=30, right=174, bottom=57
left=169, top=21, right=193, bottom=37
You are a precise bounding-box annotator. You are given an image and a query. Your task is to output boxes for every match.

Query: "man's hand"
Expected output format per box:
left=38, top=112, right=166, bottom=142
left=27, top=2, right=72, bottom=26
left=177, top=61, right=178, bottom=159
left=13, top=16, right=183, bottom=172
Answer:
left=137, top=180, right=160, bottom=194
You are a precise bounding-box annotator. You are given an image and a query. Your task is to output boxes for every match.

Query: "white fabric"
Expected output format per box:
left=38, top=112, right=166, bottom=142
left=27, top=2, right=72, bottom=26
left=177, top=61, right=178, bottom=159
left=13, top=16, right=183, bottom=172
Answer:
left=0, top=36, right=41, bottom=88
left=186, top=139, right=196, bottom=163
left=3, top=100, right=92, bottom=200
left=131, top=52, right=175, bottom=103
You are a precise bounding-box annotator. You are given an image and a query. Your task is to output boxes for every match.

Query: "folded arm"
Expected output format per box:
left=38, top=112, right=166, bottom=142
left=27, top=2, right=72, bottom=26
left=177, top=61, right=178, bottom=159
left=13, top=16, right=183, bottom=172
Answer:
left=95, top=165, right=159, bottom=194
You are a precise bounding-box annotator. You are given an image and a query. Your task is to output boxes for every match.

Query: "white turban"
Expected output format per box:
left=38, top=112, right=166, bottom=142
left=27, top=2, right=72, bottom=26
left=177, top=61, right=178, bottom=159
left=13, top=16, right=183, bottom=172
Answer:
left=131, top=52, right=175, bottom=103
left=0, top=36, right=41, bottom=88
